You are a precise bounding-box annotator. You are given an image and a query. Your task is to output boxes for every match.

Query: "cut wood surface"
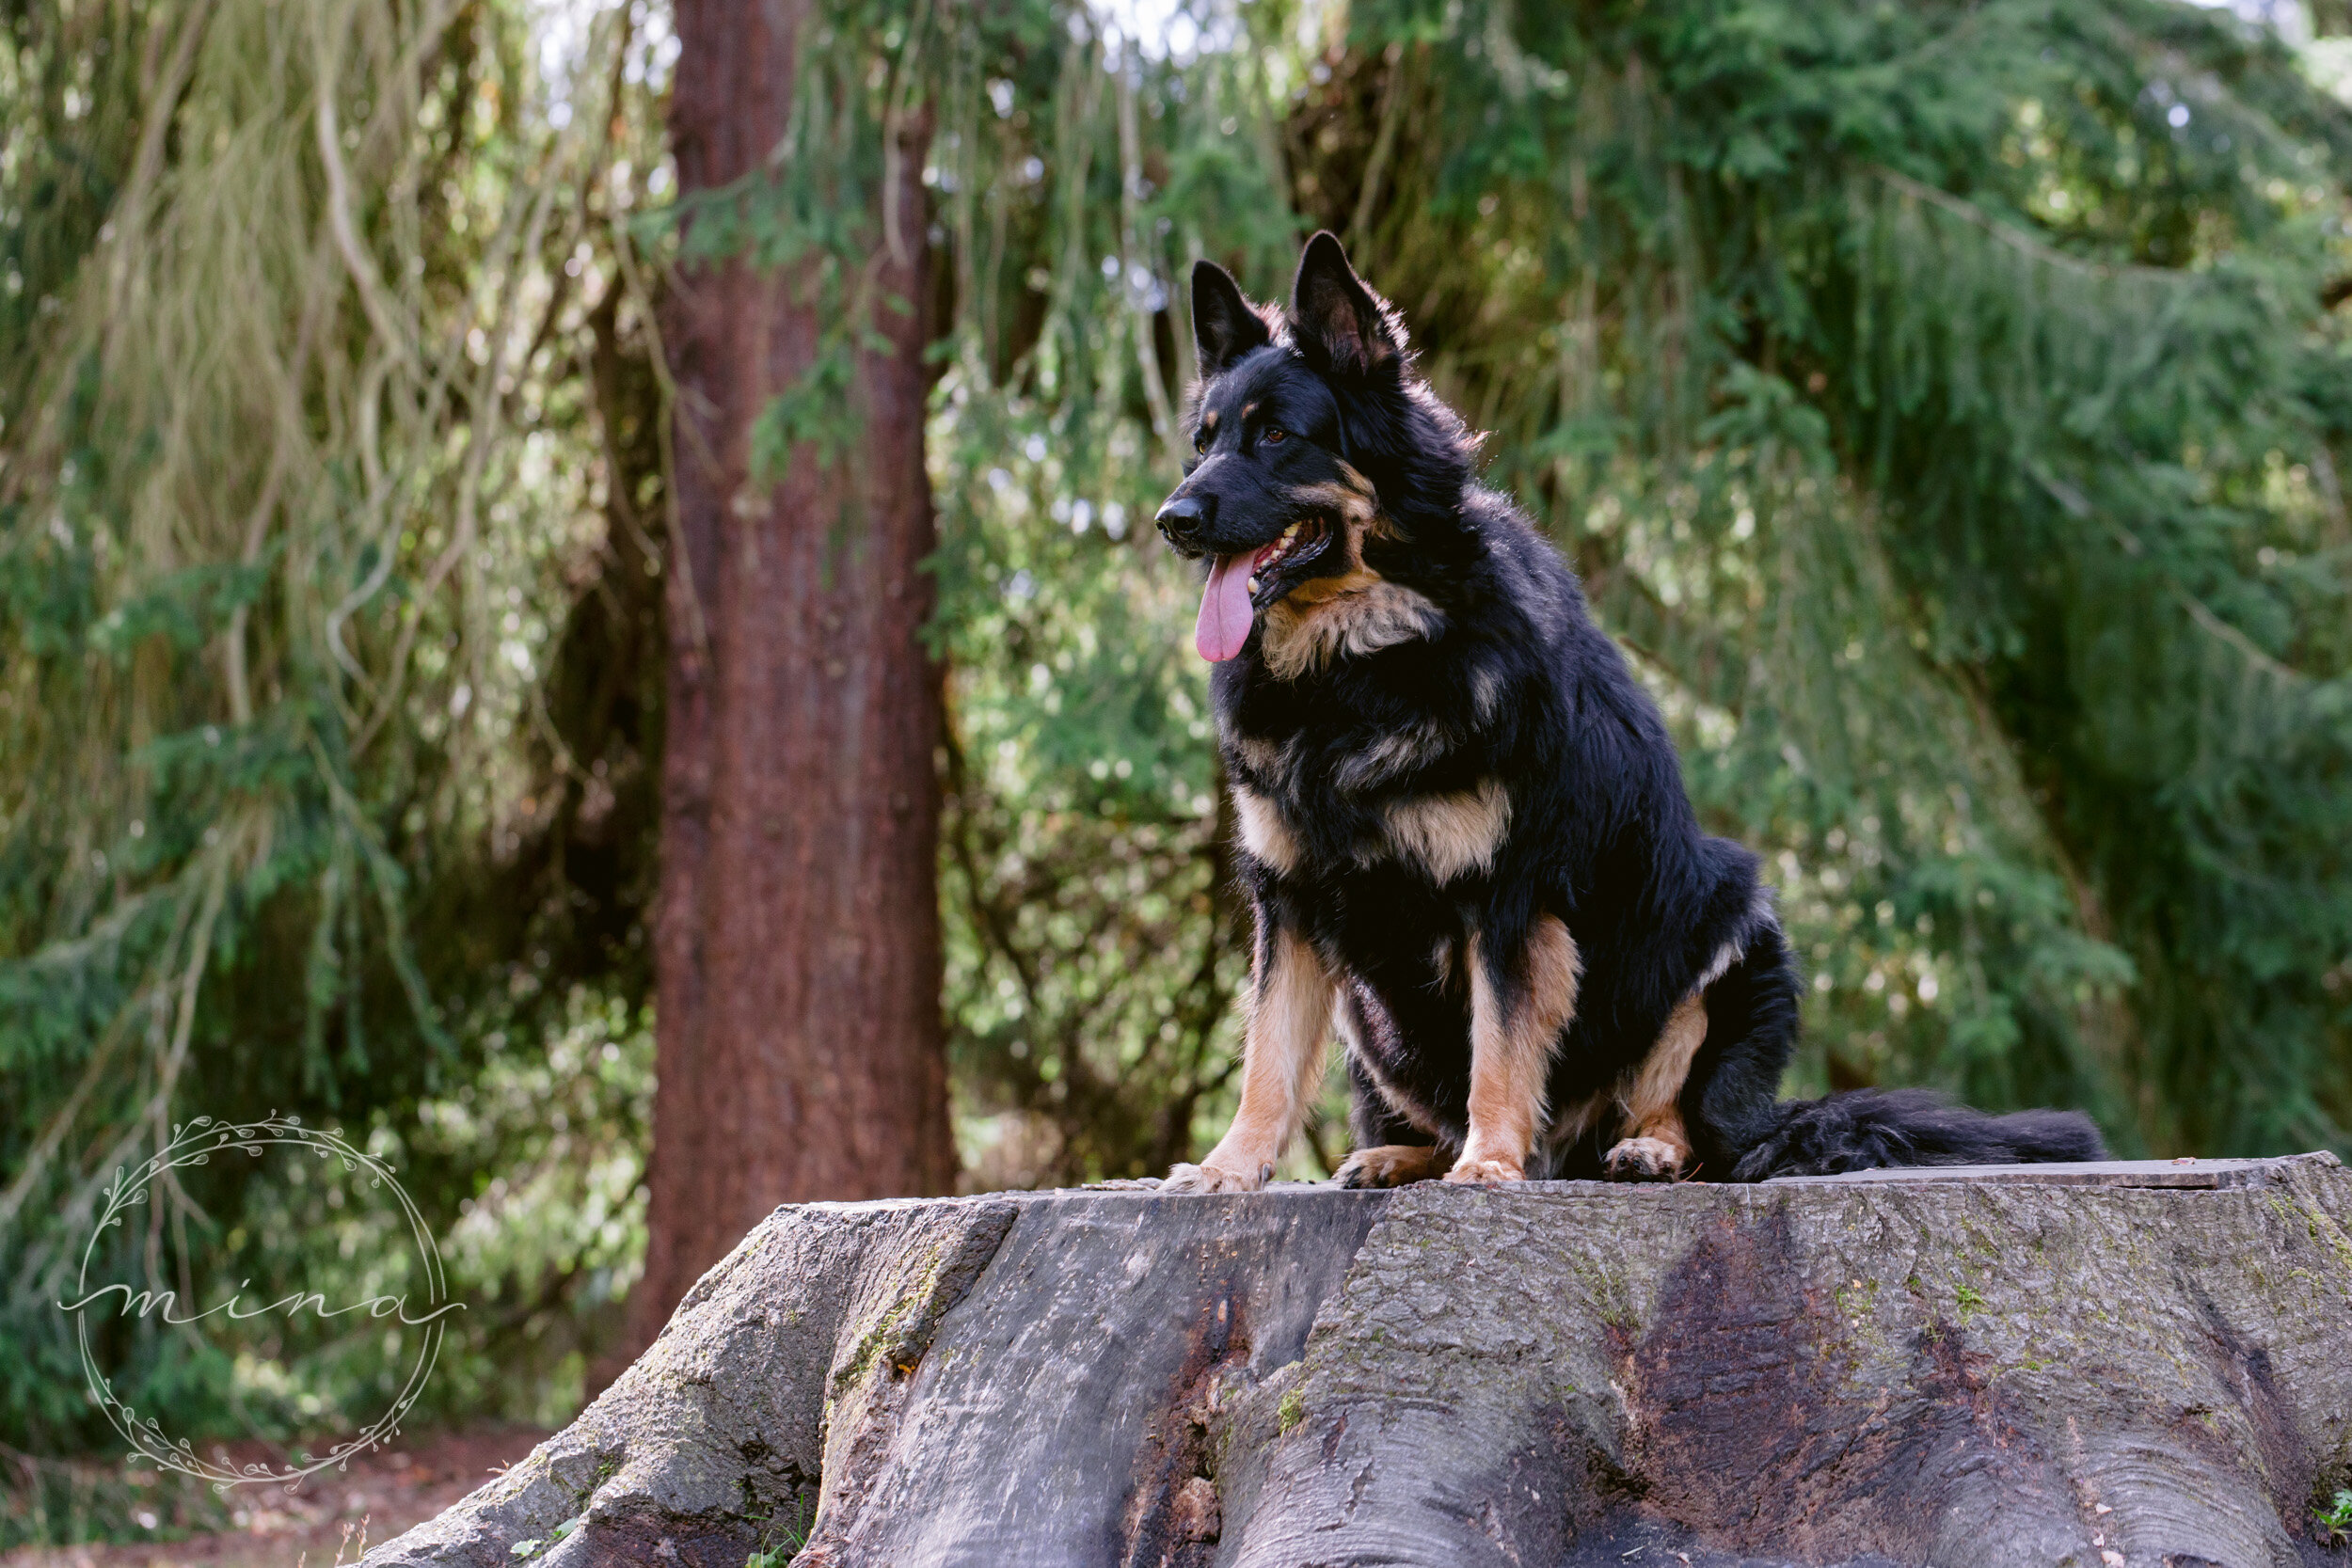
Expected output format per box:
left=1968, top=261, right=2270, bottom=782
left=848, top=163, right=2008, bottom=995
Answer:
left=1764, top=1156, right=2295, bottom=1189
left=364, top=1155, right=2352, bottom=1568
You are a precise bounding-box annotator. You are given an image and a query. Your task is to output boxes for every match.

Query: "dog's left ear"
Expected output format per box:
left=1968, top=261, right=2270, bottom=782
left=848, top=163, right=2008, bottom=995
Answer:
left=1290, top=231, right=1402, bottom=378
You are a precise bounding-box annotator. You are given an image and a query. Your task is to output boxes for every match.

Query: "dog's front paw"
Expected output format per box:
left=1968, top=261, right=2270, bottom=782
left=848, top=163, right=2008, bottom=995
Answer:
left=1442, top=1155, right=1527, bottom=1186
left=1603, top=1135, right=1687, bottom=1182
left=1334, top=1144, right=1448, bottom=1189
left=1162, top=1159, right=1273, bottom=1194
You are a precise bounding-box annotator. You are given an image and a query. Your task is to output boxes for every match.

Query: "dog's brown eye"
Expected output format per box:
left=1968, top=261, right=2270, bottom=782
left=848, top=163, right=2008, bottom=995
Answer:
left=1263, top=428, right=1287, bottom=445
left=1193, top=431, right=1208, bottom=453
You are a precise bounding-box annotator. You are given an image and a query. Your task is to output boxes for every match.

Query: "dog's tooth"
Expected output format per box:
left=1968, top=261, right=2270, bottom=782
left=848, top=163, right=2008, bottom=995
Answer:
left=1282, top=524, right=1299, bottom=540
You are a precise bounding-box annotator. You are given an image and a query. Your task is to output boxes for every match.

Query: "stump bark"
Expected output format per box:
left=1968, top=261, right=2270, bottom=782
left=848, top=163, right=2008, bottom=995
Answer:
left=365, top=1156, right=2352, bottom=1568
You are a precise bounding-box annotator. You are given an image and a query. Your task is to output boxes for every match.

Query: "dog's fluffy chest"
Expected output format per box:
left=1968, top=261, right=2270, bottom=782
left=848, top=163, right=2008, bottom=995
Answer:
left=1225, top=718, right=1514, bottom=888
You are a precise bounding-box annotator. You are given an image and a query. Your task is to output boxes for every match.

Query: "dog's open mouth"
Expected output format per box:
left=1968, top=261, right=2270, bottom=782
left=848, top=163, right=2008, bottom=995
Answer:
left=1194, top=517, right=1332, bottom=663
left=1248, top=516, right=1329, bottom=599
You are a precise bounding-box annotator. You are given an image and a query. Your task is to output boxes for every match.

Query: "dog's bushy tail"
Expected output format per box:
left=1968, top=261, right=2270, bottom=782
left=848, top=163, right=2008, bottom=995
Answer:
left=1728, top=1087, right=2106, bottom=1181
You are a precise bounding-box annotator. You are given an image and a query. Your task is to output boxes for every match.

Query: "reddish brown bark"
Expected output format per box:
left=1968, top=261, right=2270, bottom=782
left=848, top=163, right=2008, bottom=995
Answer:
left=625, top=0, right=953, bottom=1358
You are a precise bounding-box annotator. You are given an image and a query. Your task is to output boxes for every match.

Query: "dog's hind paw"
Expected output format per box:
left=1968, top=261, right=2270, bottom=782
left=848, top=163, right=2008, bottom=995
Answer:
left=1603, top=1135, right=1687, bottom=1182
left=1161, top=1159, right=1272, bottom=1194
left=1334, top=1145, right=1449, bottom=1189
left=1442, top=1156, right=1526, bottom=1186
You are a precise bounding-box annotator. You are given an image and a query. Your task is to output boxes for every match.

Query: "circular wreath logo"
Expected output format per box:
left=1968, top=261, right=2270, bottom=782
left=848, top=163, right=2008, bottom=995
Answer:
left=58, top=1115, right=462, bottom=1490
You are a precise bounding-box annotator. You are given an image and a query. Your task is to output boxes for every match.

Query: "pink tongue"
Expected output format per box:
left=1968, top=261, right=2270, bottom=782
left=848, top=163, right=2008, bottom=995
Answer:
left=1194, top=548, right=1264, bottom=663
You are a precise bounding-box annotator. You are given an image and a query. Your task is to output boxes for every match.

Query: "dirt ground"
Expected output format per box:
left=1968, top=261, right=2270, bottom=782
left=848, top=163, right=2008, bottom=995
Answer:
left=2, top=1429, right=548, bottom=1568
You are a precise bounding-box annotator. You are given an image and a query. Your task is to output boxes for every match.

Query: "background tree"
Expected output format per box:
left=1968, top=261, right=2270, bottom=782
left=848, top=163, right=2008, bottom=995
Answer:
left=625, top=0, right=956, bottom=1358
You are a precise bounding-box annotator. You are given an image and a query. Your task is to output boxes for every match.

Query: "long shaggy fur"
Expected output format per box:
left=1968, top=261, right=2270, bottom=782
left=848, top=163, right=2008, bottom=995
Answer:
left=1733, top=1090, right=2110, bottom=1180
left=1155, top=234, right=2104, bottom=1186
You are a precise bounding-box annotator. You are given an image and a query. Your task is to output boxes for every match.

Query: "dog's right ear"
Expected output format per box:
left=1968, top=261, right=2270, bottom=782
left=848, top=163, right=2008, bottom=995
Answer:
left=1191, top=261, right=1271, bottom=378
left=1290, top=231, right=1401, bottom=378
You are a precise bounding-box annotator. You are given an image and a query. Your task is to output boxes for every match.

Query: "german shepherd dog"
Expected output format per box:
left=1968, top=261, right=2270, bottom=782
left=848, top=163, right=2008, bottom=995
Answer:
left=1155, top=233, right=2105, bottom=1192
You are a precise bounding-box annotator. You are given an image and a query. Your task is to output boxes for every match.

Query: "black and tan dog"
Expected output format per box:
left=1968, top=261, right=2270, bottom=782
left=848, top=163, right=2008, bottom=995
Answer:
left=1156, top=233, right=2104, bottom=1192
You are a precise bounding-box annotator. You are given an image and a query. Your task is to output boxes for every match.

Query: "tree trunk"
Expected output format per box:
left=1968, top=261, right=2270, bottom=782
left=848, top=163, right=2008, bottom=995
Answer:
left=372, top=1156, right=2352, bottom=1568
left=626, top=0, right=953, bottom=1363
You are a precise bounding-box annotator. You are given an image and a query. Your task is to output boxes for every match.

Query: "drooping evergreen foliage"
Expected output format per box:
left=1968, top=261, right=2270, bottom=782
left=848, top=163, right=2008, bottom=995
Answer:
left=3, top=0, right=2348, bottom=1522
left=0, top=0, right=674, bottom=1505
left=934, top=0, right=2352, bottom=1184
left=1321, top=0, right=2352, bottom=1157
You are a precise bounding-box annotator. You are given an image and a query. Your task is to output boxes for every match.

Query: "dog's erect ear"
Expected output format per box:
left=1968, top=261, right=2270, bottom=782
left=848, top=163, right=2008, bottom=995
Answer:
left=1290, top=231, right=1401, bottom=377
left=1191, top=261, right=1271, bottom=378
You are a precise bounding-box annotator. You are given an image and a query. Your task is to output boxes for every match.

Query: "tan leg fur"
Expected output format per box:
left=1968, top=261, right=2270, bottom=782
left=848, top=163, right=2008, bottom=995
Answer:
left=1333, top=1144, right=1452, bottom=1188
left=1164, top=927, right=1334, bottom=1193
left=1604, top=992, right=1708, bottom=1181
left=1448, top=916, right=1581, bottom=1184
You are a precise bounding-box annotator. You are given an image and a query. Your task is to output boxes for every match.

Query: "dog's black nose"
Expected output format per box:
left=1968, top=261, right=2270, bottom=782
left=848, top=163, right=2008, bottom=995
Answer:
left=1155, top=493, right=1207, bottom=544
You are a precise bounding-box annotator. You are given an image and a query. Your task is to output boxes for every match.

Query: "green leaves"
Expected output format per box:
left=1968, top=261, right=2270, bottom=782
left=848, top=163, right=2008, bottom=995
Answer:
left=914, top=0, right=2352, bottom=1174
left=1, top=0, right=670, bottom=1471
left=1311, top=0, right=2352, bottom=1150
left=4, top=0, right=2349, bottom=1497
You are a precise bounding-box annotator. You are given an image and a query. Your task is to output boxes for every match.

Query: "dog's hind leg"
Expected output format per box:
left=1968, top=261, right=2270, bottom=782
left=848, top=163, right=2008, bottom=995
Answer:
left=1448, top=915, right=1580, bottom=1185
left=1164, top=922, right=1335, bottom=1194
left=1333, top=1035, right=1451, bottom=1188
left=1335, top=1144, right=1452, bottom=1188
left=1686, top=919, right=1805, bottom=1178
left=1604, top=993, right=1707, bottom=1181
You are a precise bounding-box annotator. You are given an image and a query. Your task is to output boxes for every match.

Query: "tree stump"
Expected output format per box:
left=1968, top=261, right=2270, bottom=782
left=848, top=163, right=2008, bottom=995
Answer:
left=364, top=1155, right=2352, bottom=1568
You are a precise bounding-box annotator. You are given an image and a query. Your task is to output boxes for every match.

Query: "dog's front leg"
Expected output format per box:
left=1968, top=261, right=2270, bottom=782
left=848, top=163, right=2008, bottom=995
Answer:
left=1449, top=915, right=1580, bottom=1184
left=1164, top=924, right=1335, bottom=1193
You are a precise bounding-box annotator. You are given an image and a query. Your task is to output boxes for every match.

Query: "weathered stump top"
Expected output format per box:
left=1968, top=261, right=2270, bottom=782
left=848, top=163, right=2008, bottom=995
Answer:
left=367, top=1154, right=2352, bottom=1568
left=1766, top=1155, right=2299, bottom=1188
